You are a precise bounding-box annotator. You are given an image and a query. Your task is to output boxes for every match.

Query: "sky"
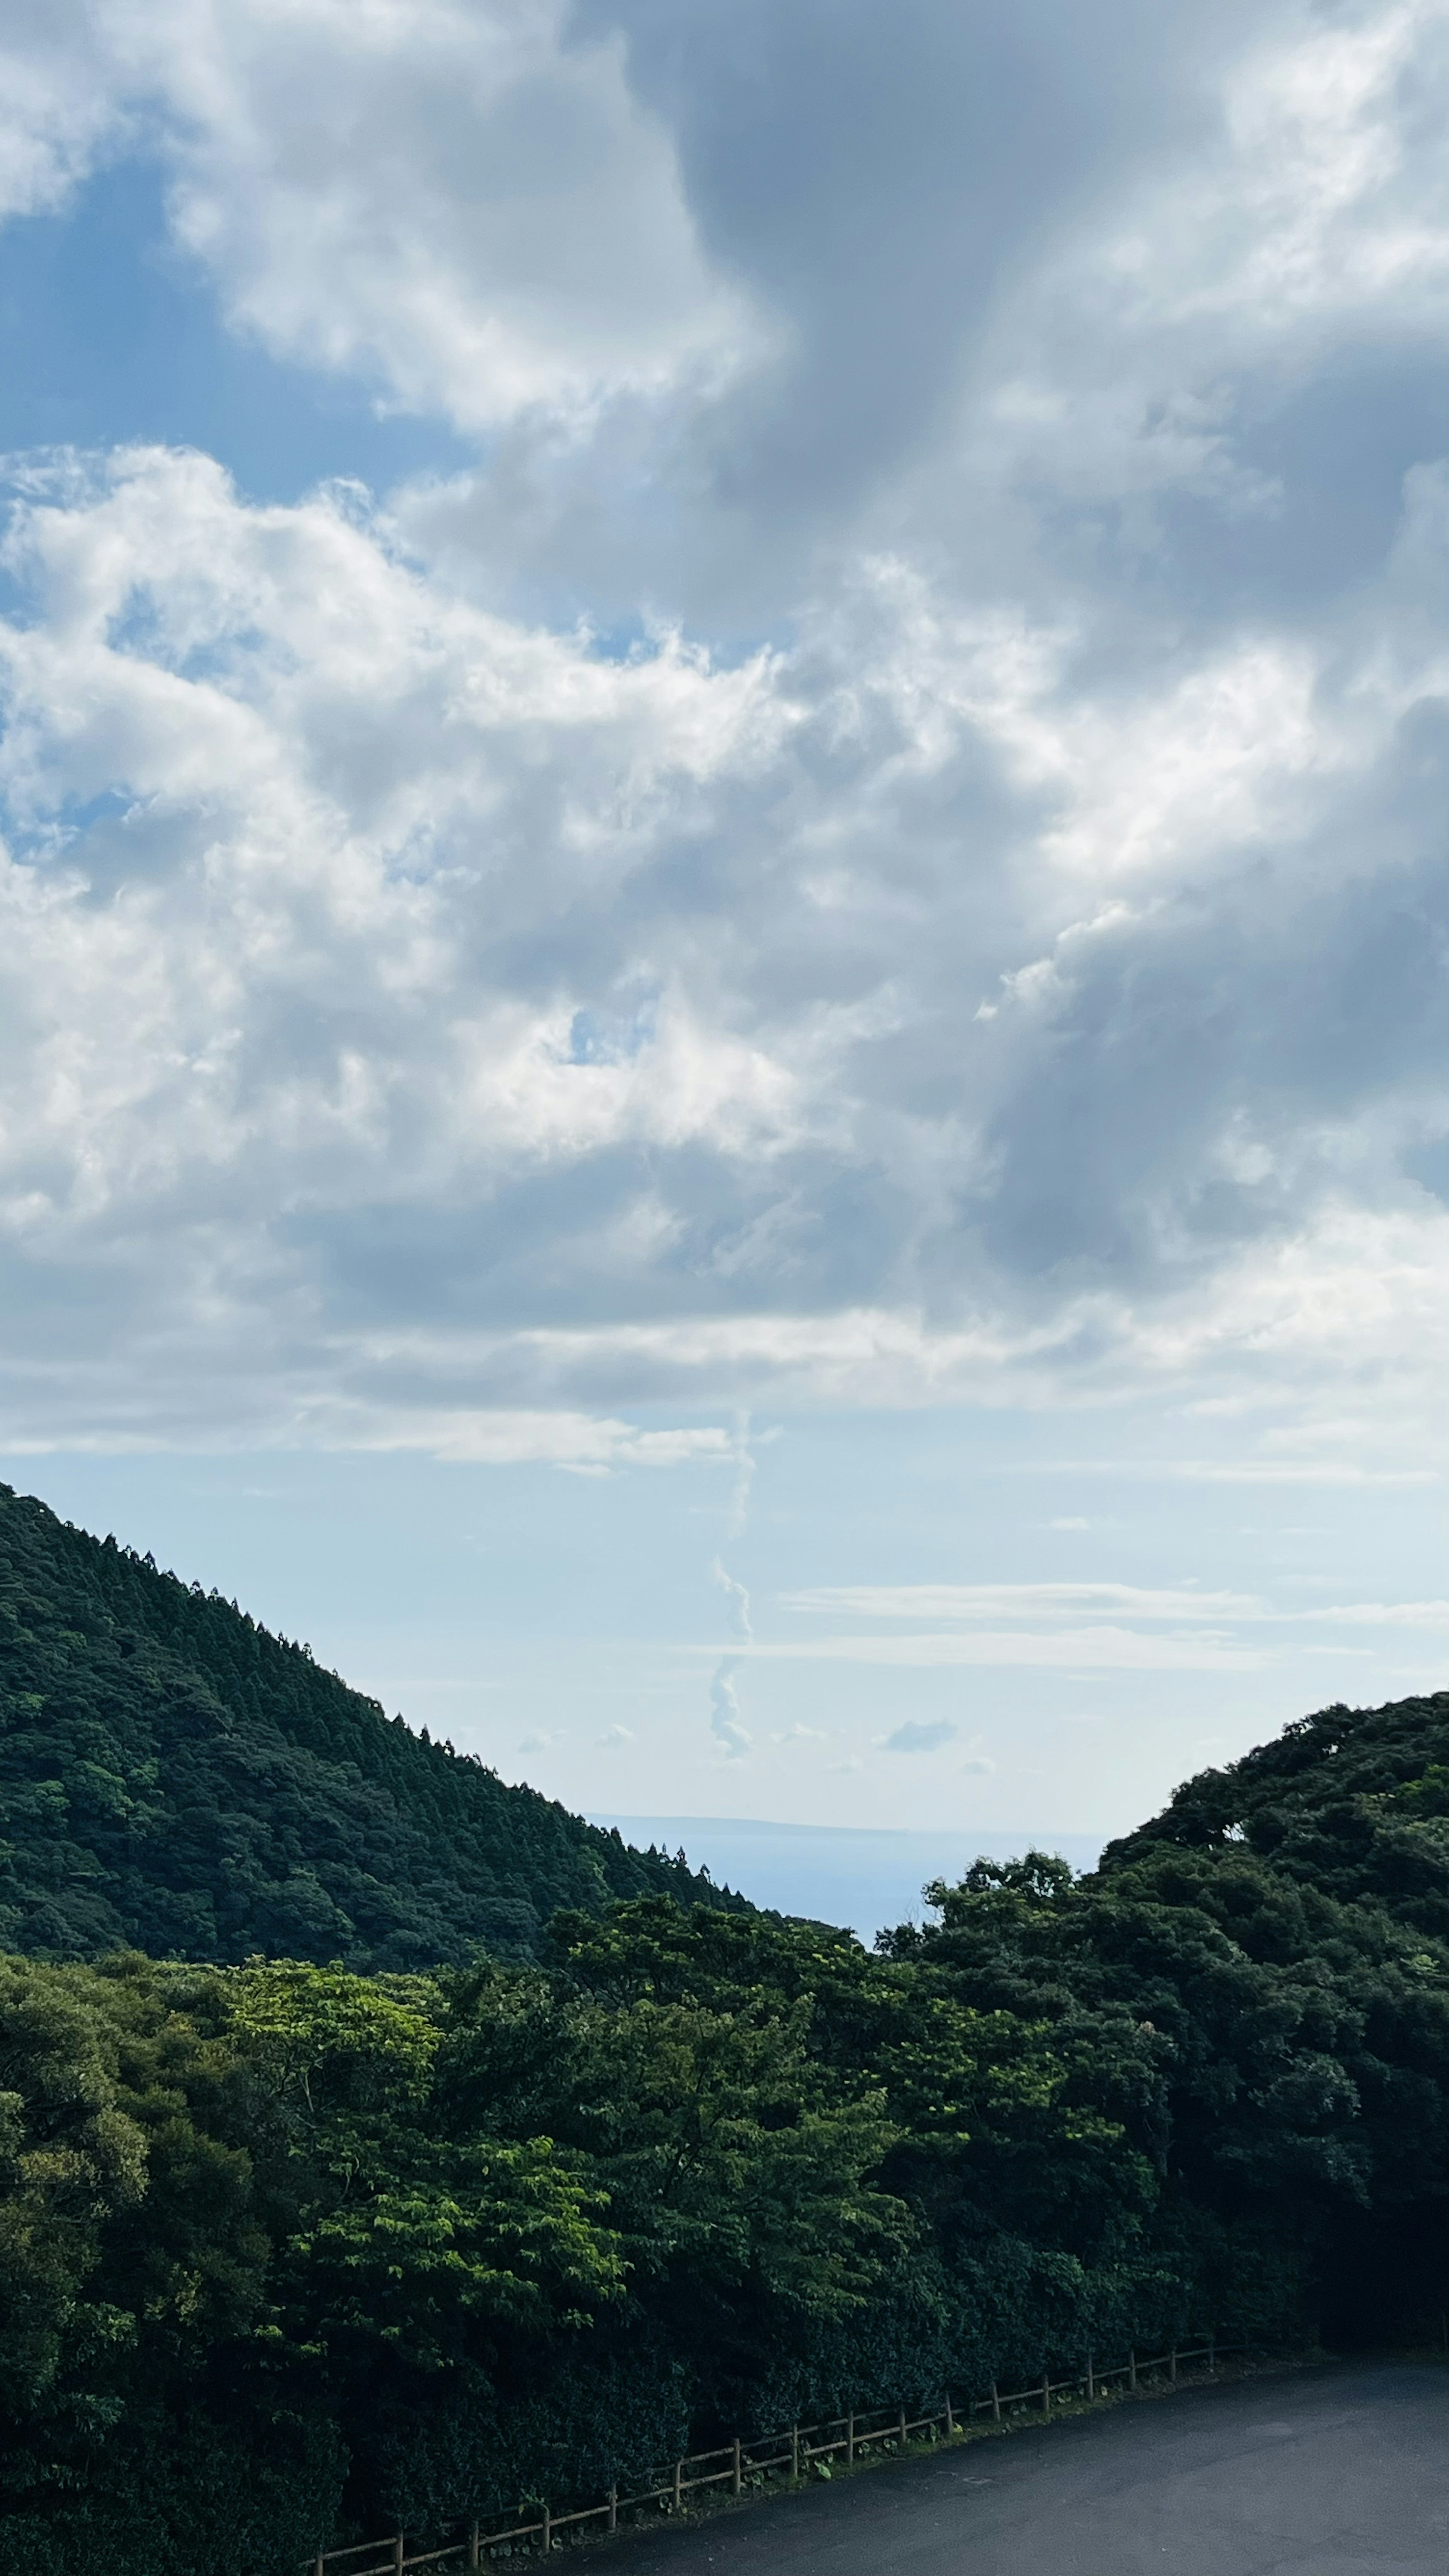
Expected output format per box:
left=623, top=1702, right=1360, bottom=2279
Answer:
left=0, top=0, right=1444, bottom=1909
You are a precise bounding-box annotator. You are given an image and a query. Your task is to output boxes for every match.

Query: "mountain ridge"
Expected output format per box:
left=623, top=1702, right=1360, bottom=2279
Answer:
left=0, top=1482, right=747, bottom=1967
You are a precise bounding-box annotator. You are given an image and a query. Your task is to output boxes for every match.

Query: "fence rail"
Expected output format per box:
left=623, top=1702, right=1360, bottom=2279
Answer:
left=308, top=2338, right=1247, bottom=2573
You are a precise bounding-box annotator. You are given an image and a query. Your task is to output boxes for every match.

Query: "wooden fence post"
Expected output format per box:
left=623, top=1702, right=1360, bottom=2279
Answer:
left=257, top=2343, right=1319, bottom=2576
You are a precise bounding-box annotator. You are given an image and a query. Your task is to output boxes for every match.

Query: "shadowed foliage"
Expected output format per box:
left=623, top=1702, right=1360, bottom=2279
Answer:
left=0, top=1498, right=1445, bottom=2576
left=1099, top=1692, right=1449, bottom=1937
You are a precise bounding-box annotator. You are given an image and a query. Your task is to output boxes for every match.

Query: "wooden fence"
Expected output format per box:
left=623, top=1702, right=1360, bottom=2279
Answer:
left=305, top=2337, right=1246, bottom=2573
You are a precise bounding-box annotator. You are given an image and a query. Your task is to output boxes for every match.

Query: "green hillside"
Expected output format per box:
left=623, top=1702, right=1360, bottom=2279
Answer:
left=0, top=1484, right=746, bottom=1966
left=1099, top=1687, right=1449, bottom=1932
left=1, top=1677, right=1447, bottom=2576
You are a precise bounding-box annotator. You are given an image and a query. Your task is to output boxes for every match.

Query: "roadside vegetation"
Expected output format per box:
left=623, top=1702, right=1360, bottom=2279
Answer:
left=2, top=1488, right=1446, bottom=2573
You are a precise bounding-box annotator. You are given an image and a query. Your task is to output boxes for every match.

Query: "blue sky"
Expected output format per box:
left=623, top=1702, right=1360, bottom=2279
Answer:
left=0, top=0, right=1444, bottom=1902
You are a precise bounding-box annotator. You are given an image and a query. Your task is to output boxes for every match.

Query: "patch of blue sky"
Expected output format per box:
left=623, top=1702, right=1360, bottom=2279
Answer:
left=0, top=785, right=136, bottom=868
left=0, top=155, right=475, bottom=504
left=567, top=999, right=658, bottom=1064
left=577, top=615, right=655, bottom=666
left=0, top=546, right=41, bottom=629
left=100, top=600, right=283, bottom=686
left=577, top=615, right=788, bottom=679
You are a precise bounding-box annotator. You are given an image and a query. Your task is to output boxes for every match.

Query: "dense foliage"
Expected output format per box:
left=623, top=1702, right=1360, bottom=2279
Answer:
left=1, top=1490, right=1445, bottom=2574
left=0, top=1486, right=744, bottom=1965
left=1100, top=1688, right=1449, bottom=1935
left=0, top=1697, right=1446, bottom=2576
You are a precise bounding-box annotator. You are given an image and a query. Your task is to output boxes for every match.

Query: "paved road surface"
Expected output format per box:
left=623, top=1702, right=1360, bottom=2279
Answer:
left=600, top=2362, right=1447, bottom=2576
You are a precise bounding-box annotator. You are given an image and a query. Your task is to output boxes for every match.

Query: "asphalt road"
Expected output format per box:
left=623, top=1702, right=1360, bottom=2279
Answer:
left=600, top=2362, right=1447, bottom=2576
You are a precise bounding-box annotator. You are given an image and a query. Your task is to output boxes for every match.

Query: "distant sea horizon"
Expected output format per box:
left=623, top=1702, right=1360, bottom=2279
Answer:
left=589, top=1814, right=1106, bottom=1944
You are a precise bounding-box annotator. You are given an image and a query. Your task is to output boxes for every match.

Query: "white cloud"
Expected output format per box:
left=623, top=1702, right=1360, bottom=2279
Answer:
left=1147, top=0, right=1449, bottom=333
left=0, top=0, right=761, bottom=428
left=0, top=5, right=1441, bottom=1499
left=0, top=435, right=1444, bottom=1461
left=0, top=5, right=121, bottom=221
left=1312, top=1601, right=1449, bottom=1629
left=1108, top=1464, right=1441, bottom=1488
left=781, top=1583, right=1449, bottom=1630
left=709, top=1656, right=749, bottom=1758
left=881, top=1717, right=957, bottom=1754
left=163, top=0, right=766, bottom=430
left=733, top=1630, right=1267, bottom=1673
left=712, top=1558, right=754, bottom=1641
left=785, top=1582, right=1266, bottom=1624
left=306, top=1410, right=737, bottom=1470
left=953, top=0, right=1449, bottom=551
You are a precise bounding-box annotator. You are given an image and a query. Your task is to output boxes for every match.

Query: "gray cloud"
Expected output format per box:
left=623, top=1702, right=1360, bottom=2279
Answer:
left=570, top=0, right=1267, bottom=531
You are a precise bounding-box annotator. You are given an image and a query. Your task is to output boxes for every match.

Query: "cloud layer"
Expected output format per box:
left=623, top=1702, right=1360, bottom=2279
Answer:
left=0, top=0, right=1444, bottom=1471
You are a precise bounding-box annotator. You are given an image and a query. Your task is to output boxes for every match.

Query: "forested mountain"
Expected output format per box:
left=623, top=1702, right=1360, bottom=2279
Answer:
left=1, top=1489, right=1445, bottom=2576
left=0, top=1484, right=744, bottom=1966
left=883, top=1684, right=1449, bottom=2359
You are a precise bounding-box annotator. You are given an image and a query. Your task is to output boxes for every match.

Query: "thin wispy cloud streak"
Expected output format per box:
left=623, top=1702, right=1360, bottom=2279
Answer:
left=708, top=1631, right=1270, bottom=1672
left=708, top=1656, right=750, bottom=1759
left=781, top=1586, right=1449, bottom=1629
